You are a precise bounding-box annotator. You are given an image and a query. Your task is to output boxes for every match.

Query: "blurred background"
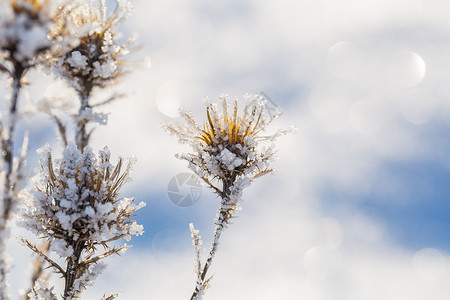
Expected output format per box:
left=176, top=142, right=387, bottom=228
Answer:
left=3, top=0, right=450, bottom=299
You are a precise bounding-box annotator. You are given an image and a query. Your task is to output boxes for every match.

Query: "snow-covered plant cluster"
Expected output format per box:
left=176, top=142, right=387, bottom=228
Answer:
left=21, top=143, right=144, bottom=299
left=0, top=0, right=289, bottom=298
left=0, top=0, right=143, bottom=298
left=0, top=1, right=76, bottom=299
left=0, top=0, right=73, bottom=226
left=165, top=94, right=290, bottom=299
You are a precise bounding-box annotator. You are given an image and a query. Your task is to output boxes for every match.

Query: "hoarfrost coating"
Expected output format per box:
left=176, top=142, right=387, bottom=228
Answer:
left=28, top=279, right=57, bottom=300
left=50, top=0, right=134, bottom=96
left=20, top=143, right=145, bottom=298
left=165, top=93, right=291, bottom=197
left=0, top=1, right=51, bottom=62
left=0, top=0, right=77, bottom=70
left=21, top=143, right=145, bottom=249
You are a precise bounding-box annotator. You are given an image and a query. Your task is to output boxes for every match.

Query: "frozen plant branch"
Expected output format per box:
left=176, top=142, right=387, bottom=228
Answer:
left=21, top=240, right=51, bottom=300
left=21, top=238, right=66, bottom=277
left=164, top=94, right=291, bottom=299
left=17, top=1, right=143, bottom=298
left=189, top=223, right=204, bottom=283
left=0, top=0, right=141, bottom=298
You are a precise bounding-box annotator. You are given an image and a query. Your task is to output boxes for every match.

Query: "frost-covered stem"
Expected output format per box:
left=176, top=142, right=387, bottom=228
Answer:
left=75, top=91, right=91, bottom=151
left=0, top=64, right=25, bottom=300
left=190, top=179, right=234, bottom=300
left=2, top=65, right=24, bottom=221
left=63, top=240, right=85, bottom=300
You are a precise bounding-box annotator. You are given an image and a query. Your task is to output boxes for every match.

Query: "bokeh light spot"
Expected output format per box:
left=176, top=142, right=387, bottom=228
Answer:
left=386, top=51, right=426, bottom=89
left=321, top=218, right=344, bottom=249
left=349, top=99, right=389, bottom=135
left=304, top=246, right=341, bottom=280
left=400, top=88, right=435, bottom=124
left=155, top=80, right=183, bottom=118
left=326, top=41, right=364, bottom=80
left=412, top=248, right=446, bottom=281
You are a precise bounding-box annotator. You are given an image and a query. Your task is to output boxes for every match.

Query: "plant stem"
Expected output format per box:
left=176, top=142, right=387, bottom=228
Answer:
left=75, top=92, right=90, bottom=151
left=63, top=240, right=85, bottom=300
left=65, top=83, right=93, bottom=298
left=0, top=64, right=25, bottom=300
left=190, top=180, right=233, bottom=300
left=2, top=64, right=24, bottom=223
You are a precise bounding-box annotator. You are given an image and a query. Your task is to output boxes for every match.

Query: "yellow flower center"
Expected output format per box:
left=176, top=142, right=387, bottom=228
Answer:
left=199, top=104, right=262, bottom=148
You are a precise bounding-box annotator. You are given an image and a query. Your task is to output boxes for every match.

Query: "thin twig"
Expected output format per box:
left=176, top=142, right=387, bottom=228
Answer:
left=199, top=176, right=222, bottom=195
left=79, top=245, right=129, bottom=268
left=0, top=63, right=11, bottom=75
left=21, top=239, right=66, bottom=277
left=51, top=114, right=68, bottom=147
left=91, top=92, right=126, bottom=108
left=21, top=240, right=50, bottom=300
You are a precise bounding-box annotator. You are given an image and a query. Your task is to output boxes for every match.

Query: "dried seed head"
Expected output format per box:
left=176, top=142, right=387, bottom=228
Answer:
left=51, top=0, right=134, bottom=96
left=165, top=94, right=288, bottom=187
left=21, top=143, right=145, bottom=255
left=0, top=0, right=76, bottom=70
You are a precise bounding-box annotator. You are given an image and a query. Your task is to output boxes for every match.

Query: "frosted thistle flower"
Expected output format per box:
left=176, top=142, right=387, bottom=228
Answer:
left=165, top=93, right=290, bottom=300
left=166, top=93, right=287, bottom=208
left=48, top=0, right=135, bottom=150
left=51, top=0, right=134, bottom=97
left=20, top=143, right=145, bottom=299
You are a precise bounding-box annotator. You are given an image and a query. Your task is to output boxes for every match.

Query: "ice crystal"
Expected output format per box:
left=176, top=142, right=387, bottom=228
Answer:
left=27, top=278, right=57, bottom=300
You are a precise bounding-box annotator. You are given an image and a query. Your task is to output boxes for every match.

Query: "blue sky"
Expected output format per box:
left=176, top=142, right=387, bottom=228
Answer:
left=4, top=0, right=450, bottom=299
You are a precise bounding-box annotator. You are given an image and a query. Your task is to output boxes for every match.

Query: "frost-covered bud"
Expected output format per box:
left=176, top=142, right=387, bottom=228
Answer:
left=51, top=0, right=134, bottom=96
left=0, top=0, right=76, bottom=72
left=20, top=143, right=145, bottom=298
left=165, top=94, right=287, bottom=194
left=22, top=143, right=145, bottom=251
